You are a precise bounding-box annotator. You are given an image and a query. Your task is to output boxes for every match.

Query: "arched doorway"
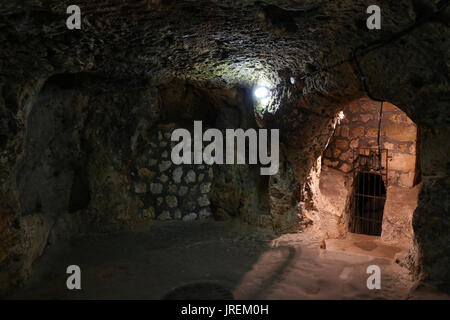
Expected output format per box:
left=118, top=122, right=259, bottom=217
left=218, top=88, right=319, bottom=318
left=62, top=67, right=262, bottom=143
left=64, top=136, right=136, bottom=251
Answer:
left=318, top=98, right=419, bottom=247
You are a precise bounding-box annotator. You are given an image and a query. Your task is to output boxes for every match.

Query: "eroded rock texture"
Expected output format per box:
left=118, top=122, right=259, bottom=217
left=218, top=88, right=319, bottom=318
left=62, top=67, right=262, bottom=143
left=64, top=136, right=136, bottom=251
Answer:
left=0, top=0, right=449, bottom=293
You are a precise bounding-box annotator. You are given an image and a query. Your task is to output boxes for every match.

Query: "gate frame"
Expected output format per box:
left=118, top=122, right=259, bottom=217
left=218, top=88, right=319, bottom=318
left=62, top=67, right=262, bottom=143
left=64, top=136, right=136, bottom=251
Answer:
left=348, top=147, right=389, bottom=236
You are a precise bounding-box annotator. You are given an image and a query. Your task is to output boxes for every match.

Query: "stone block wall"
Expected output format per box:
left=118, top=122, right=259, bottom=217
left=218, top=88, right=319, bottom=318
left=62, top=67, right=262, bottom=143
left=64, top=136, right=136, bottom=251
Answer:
left=323, top=98, right=418, bottom=188
left=131, top=123, right=214, bottom=221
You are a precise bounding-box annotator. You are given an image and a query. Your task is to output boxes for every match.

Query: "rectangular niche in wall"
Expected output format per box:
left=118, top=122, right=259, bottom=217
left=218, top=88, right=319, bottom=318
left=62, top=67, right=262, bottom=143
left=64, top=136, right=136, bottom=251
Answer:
left=349, top=148, right=388, bottom=236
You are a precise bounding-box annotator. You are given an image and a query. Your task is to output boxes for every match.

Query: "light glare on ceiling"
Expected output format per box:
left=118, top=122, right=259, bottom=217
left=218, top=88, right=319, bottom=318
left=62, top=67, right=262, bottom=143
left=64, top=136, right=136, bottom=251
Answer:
left=254, top=86, right=270, bottom=99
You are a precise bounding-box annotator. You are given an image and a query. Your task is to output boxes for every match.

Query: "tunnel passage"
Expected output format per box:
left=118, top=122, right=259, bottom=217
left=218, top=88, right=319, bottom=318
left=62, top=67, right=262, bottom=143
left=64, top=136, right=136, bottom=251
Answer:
left=317, top=99, right=419, bottom=243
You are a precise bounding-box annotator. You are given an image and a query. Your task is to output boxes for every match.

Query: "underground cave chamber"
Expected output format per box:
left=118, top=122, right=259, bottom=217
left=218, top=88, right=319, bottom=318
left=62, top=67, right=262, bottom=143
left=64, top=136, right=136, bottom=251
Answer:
left=0, top=74, right=444, bottom=299
left=1, top=0, right=449, bottom=299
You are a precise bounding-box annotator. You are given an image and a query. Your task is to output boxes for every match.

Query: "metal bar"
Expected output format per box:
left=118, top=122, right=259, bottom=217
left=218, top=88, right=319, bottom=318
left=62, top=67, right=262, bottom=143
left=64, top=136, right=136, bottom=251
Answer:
left=372, top=168, right=376, bottom=234
left=362, top=172, right=366, bottom=234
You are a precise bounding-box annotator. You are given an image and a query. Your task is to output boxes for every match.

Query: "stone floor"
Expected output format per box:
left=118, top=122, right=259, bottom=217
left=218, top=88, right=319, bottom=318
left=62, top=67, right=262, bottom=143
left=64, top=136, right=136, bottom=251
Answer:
left=5, top=220, right=449, bottom=300
left=325, top=233, right=406, bottom=259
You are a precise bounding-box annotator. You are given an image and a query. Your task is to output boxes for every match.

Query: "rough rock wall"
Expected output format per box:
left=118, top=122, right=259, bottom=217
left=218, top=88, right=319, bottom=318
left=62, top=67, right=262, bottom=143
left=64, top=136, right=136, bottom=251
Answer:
left=413, top=126, right=450, bottom=290
left=323, top=98, right=418, bottom=187
left=381, top=184, right=418, bottom=244
left=131, top=123, right=214, bottom=222
left=0, top=75, right=164, bottom=291
left=300, top=158, right=351, bottom=239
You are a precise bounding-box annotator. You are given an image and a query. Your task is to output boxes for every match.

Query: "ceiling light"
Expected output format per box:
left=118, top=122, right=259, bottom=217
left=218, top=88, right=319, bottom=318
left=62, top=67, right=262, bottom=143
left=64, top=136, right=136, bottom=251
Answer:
left=254, top=86, right=270, bottom=99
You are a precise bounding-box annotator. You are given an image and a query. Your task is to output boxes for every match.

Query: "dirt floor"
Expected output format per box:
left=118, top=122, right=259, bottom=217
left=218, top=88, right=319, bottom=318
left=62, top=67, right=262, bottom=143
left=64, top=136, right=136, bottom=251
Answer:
left=5, top=220, right=449, bottom=300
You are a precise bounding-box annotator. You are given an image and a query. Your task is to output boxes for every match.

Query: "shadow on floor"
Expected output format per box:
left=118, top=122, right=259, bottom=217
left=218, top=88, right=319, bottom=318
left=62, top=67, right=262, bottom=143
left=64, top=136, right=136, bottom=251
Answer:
left=5, top=221, right=449, bottom=300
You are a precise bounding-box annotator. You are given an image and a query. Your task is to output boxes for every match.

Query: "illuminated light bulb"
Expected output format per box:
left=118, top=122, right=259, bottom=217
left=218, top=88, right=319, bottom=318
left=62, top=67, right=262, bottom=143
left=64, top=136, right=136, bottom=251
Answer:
left=335, top=111, right=345, bottom=128
left=254, top=86, right=270, bottom=99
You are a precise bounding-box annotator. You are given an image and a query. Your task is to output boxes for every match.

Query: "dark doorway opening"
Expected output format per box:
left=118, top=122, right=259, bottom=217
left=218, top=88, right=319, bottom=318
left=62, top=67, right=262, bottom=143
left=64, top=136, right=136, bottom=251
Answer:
left=349, top=172, right=387, bottom=236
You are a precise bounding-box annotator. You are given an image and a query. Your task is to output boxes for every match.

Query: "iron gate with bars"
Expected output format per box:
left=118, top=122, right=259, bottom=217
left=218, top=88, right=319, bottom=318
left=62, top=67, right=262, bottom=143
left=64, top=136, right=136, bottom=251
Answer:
left=349, top=148, right=388, bottom=236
